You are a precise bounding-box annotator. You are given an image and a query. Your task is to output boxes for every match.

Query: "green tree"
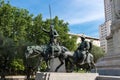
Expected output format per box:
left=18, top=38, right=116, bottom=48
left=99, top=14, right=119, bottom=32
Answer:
left=10, top=59, right=25, bottom=74
left=65, top=35, right=77, bottom=51
left=11, top=8, right=33, bottom=42
left=91, top=45, right=105, bottom=62
left=0, top=0, right=33, bottom=42
left=26, top=14, right=49, bottom=45
left=0, top=1, right=33, bottom=75
left=0, top=0, right=14, bottom=37
left=0, top=35, right=16, bottom=76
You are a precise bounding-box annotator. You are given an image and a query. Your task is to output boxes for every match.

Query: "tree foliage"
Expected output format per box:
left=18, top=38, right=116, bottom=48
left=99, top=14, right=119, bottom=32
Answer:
left=0, top=35, right=16, bottom=75
left=10, top=59, right=25, bottom=71
left=91, top=45, right=105, bottom=62
left=0, top=0, right=33, bottom=42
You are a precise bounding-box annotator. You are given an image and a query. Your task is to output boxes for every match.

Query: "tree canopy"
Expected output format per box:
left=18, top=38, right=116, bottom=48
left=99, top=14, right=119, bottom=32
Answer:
left=91, top=45, right=105, bottom=62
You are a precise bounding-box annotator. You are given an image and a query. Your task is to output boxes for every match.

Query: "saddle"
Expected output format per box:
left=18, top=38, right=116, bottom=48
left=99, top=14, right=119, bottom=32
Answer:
left=45, top=44, right=61, bottom=56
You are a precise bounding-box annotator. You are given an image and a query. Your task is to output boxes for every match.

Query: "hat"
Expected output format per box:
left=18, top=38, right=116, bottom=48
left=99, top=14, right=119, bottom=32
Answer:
left=80, top=34, right=85, bottom=39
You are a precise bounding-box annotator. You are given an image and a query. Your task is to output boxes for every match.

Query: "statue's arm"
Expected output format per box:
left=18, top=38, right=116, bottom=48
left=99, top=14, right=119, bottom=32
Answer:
left=41, top=26, right=50, bottom=33
left=54, top=30, right=59, bottom=37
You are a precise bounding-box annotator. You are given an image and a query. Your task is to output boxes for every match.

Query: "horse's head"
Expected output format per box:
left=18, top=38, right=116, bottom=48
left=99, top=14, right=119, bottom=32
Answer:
left=25, top=46, right=41, bottom=58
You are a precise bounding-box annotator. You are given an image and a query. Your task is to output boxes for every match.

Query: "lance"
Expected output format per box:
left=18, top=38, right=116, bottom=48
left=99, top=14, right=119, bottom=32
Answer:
left=49, top=4, right=54, bottom=58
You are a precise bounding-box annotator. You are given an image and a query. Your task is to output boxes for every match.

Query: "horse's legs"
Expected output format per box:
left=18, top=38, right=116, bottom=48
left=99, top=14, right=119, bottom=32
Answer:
left=36, top=57, right=43, bottom=72
left=65, top=58, right=68, bottom=72
left=55, top=57, right=64, bottom=72
left=45, top=59, right=51, bottom=71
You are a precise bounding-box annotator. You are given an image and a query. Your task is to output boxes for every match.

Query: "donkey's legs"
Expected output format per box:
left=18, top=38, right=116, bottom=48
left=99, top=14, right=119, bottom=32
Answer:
left=91, top=61, right=97, bottom=73
left=90, top=55, right=97, bottom=73
left=87, top=63, right=92, bottom=72
left=65, top=58, right=74, bottom=72
left=55, top=57, right=64, bottom=72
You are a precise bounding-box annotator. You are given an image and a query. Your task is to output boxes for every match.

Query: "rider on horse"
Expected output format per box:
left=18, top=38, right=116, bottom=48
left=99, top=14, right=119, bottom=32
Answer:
left=41, top=23, right=60, bottom=58
left=75, top=35, right=90, bottom=64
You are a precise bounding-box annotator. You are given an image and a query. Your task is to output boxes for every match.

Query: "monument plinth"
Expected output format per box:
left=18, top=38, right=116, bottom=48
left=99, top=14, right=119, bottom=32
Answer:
left=35, top=72, right=99, bottom=80
left=95, top=0, right=120, bottom=76
left=50, top=58, right=66, bottom=72
left=96, top=19, right=120, bottom=76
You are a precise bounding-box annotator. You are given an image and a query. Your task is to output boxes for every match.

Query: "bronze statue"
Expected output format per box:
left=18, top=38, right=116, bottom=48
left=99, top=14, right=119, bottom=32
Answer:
left=41, top=24, right=59, bottom=44
left=25, top=44, right=96, bottom=72
left=74, top=35, right=89, bottom=64
left=25, top=45, right=72, bottom=72
left=41, top=24, right=60, bottom=58
left=70, top=35, right=96, bottom=72
left=89, top=40, right=93, bottom=53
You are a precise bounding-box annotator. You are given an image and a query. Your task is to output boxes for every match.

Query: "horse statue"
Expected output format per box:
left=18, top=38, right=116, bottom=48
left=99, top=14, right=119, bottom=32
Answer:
left=25, top=45, right=73, bottom=72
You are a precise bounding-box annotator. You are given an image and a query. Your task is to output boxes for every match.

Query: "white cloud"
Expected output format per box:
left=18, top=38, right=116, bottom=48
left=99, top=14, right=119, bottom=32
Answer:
left=67, top=12, right=104, bottom=25
left=51, top=0, right=104, bottom=25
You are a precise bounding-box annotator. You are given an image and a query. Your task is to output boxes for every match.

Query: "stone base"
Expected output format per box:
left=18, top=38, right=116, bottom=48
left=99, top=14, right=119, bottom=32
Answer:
left=0, top=76, right=26, bottom=80
left=35, top=72, right=99, bottom=80
left=50, top=58, right=66, bottom=72
left=95, top=54, right=120, bottom=76
left=96, top=76, right=120, bottom=80
left=92, top=68, right=120, bottom=76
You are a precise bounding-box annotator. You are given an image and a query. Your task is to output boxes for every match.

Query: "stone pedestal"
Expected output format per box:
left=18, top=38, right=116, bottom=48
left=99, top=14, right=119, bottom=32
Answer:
left=96, top=75, right=120, bottom=80
left=96, top=20, right=120, bottom=76
left=35, top=72, right=99, bottom=80
left=50, top=58, right=66, bottom=72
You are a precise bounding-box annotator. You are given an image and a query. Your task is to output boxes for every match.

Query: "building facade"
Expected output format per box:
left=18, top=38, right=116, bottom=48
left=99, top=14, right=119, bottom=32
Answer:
left=69, top=33, right=100, bottom=47
left=104, top=0, right=113, bottom=21
left=99, top=21, right=111, bottom=53
left=99, top=0, right=112, bottom=53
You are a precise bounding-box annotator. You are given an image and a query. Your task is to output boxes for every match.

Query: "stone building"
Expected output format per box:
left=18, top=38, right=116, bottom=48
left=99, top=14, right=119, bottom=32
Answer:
left=69, top=33, right=100, bottom=47
left=99, top=0, right=112, bottom=53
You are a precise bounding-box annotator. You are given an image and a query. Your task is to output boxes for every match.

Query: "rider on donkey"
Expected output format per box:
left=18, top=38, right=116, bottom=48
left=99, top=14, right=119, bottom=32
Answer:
left=41, top=23, right=60, bottom=58
left=75, top=35, right=90, bottom=64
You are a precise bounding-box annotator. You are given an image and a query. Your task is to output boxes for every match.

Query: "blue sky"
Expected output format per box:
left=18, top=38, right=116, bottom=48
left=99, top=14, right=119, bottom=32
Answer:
left=8, top=0, right=105, bottom=38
